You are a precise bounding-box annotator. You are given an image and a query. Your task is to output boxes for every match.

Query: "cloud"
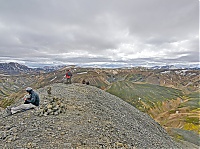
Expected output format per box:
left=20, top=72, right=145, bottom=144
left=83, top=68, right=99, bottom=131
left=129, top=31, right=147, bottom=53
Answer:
left=0, top=0, right=198, bottom=67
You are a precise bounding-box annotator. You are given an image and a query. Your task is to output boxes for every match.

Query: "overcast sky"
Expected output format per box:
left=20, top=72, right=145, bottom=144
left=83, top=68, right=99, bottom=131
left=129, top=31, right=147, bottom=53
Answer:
left=0, top=0, right=199, bottom=68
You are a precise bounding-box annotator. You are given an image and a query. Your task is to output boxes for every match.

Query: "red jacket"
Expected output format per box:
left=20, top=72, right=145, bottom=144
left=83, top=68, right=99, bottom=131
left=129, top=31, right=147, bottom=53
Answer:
left=66, top=71, right=72, bottom=78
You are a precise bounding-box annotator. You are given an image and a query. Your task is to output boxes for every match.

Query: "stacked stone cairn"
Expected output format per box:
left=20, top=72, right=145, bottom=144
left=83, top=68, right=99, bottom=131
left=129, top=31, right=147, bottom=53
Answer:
left=36, top=96, right=66, bottom=116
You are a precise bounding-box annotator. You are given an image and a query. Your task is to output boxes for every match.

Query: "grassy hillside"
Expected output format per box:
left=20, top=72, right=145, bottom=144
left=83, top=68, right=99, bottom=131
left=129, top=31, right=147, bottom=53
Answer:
left=106, top=80, right=199, bottom=145
left=179, top=92, right=200, bottom=109
left=151, top=91, right=200, bottom=145
left=106, top=81, right=183, bottom=112
left=178, top=92, right=200, bottom=134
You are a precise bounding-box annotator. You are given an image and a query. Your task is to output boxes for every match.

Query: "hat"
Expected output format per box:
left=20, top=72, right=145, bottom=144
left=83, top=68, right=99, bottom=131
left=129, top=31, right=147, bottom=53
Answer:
left=26, top=87, right=32, bottom=91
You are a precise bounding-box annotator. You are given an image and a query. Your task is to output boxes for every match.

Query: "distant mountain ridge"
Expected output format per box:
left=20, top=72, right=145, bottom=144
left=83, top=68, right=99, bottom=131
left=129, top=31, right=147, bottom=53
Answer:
left=0, top=62, right=199, bottom=75
left=0, top=62, right=32, bottom=75
left=151, top=64, right=200, bottom=70
left=0, top=62, right=63, bottom=75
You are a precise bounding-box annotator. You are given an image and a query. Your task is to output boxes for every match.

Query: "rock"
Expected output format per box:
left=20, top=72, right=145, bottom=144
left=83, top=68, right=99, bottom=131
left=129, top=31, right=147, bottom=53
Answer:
left=47, top=87, right=51, bottom=95
left=47, top=104, right=53, bottom=109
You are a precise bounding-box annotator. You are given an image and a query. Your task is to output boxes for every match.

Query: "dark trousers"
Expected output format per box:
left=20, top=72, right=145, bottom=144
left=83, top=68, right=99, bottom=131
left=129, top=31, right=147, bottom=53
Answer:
left=66, top=78, right=72, bottom=84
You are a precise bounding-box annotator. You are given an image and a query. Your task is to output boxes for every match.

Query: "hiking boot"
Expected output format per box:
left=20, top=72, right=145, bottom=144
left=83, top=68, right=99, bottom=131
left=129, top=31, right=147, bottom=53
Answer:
left=6, top=106, right=11, bottom=111
left=3, top=108, right=12, bottom=117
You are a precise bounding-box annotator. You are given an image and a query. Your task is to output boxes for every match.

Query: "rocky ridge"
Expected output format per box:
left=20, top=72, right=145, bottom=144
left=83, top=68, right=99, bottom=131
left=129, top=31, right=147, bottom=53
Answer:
left=0, top=83, right=181, bottom=148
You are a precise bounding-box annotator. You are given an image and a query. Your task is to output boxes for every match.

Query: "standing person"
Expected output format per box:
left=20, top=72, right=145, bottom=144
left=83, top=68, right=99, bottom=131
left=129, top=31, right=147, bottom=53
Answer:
left=4, top=87, right=40, bottom=117
left=66, top=69, right=72, bottom=84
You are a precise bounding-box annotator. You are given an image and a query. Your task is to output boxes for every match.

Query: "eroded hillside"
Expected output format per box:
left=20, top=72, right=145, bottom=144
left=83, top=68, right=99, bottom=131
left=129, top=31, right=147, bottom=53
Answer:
left=0, top=67, right=199, bottom=147
left=0, top=83, right=181, bottom=148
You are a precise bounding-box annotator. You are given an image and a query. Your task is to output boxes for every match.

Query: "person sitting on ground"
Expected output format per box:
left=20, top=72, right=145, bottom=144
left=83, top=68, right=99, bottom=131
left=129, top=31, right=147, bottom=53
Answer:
left=4, top=87, right=40, bottom=117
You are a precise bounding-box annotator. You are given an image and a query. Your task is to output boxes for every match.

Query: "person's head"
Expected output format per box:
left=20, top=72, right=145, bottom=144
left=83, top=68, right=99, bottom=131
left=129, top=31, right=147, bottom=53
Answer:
left=26, top=87, right=33, bottom=94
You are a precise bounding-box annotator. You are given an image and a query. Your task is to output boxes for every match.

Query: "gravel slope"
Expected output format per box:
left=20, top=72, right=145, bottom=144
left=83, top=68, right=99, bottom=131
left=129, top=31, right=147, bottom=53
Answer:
left=0, top=83, right=181, bottom=148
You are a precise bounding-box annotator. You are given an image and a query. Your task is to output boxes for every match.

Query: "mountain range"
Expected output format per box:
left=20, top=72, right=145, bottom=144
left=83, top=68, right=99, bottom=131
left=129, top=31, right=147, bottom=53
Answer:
left=0, top=62, right=66, bottom=75
left=0, top=62, right=199, bottom=148
left=0, top=62, right=199, bottom=75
